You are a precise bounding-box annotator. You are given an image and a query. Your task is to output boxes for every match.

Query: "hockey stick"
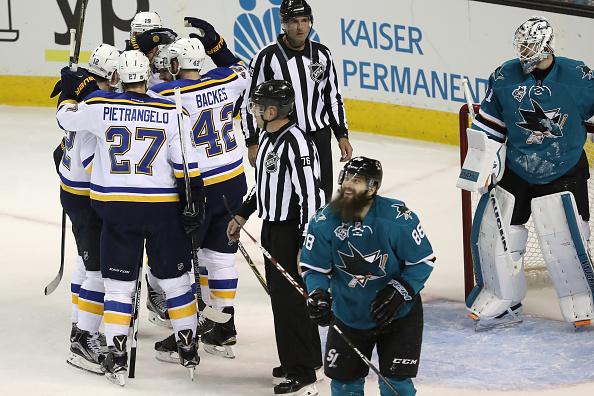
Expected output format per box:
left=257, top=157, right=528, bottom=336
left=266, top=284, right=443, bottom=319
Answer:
left=44, top=210, right=67, bottom=295
left=69, top=0, right=88, bottom=71
left=222, top=195, right=269, bottom=294
left=173, top=87, right=231, bottom=325
left=128, top=251, right=144, bottom=378
left=227, top=216, right=399, bottom=396
left=45, top=25, right=80, bottom=296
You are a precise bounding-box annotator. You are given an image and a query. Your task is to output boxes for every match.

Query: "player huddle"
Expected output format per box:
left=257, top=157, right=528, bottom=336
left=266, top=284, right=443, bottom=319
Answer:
left=50, top=1, right=594, bottom=396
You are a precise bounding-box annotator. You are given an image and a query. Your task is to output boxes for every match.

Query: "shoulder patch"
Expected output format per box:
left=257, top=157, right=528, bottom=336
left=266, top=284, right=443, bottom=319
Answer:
left=577, top=64, right=594, bottom=81
left=391, top=203, right=414, bottom=221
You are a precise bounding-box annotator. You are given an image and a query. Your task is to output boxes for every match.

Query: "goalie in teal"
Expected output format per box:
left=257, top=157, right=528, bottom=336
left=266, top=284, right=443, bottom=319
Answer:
left=300, top=157, right=436, bottom=396
left=457, top=16, right=594, bottom=330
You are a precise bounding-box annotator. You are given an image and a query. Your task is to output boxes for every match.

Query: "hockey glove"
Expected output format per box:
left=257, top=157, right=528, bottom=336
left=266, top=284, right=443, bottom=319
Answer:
left=58, top=66, right=99, bottom=102
left=185, top=17, right=239, bottom=67
left=307, top=289, right=333, bottom=327
left=130, top=27, right=177, bottom=55
left=370, top=278, right=414, bottom=327
left=181, top=187, right=207, bottom=237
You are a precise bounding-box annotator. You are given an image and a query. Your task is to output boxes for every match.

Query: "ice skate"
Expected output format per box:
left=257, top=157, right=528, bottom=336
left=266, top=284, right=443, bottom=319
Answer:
left=201, top=307, right=236, bottom=359
left=272, top=366, right=324, bottom=385
left=177, top=329, right=200, bottom=381
left=155, top=332, right=179, bottom=363
left=469, top=303, right=523, bottom=332
left=273, top=377, right=318, bottom=395
left=66, top=326, right=105, bottom=374
left=146, top=275, right=172, bottom=328
left=102, top=335, right=128, bottom=386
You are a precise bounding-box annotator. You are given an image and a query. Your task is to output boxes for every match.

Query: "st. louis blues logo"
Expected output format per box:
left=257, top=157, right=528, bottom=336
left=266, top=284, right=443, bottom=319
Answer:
left=233, top=0, right=321, bottom=63
left=516, top=98, right=567, bottom=144
left=308, top=61, right=325, bottom=82
left=337, top=242, right=388, bottom=288
left=577, top=64, right=594, bottom=81
left=392, top=203, right=413, bottom=221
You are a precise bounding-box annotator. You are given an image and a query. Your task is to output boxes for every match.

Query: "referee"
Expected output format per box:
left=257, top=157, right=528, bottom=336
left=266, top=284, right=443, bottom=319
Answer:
left=240, top=0, right=353, bottom=202
left=228, top=80, right=324, bottom=395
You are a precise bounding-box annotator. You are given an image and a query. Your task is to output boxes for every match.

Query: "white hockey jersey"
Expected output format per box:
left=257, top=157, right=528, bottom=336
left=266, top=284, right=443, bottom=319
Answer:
left=149, top=63, right=249, bottom=186
left=56, top=91, right=201, bottom=223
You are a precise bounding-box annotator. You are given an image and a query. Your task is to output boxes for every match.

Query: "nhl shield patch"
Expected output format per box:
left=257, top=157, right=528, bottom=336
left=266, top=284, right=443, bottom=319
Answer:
left=309, top=62, right=325, bottom=82
left=265, top=152, right=279, bottom=173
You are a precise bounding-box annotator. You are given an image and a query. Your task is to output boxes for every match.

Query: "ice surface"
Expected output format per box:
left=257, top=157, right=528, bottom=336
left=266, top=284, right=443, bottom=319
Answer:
left=1, top=106, right=593, bottom=395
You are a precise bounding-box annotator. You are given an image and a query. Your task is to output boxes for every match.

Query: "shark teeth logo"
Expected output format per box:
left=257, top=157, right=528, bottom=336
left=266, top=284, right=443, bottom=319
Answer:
left=392, top=203, right=413, bottom=221
left=577, top=64, right=594, bottom=80
left=337, top=242, right=387, bottom=288
left=516, top=99, right=567, bottom=144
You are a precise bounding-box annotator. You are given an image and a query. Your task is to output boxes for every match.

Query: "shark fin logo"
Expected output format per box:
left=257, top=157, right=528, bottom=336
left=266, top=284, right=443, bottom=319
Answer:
left=337, top=242, right=387, bottom=288
left=233, top=0, right=321, bottom=63
left=577, top=64, right=594, bottom=81
left=516, top=98, right=567, bottom=144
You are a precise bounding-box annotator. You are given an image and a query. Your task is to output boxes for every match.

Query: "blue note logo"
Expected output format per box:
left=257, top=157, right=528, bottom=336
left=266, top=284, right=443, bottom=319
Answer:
left=233, top=0, right=321, bottom=63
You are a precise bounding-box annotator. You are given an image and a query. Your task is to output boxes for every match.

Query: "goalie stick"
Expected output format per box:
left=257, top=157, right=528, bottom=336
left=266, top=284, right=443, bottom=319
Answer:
left=227, top=216, right=399, bottom=396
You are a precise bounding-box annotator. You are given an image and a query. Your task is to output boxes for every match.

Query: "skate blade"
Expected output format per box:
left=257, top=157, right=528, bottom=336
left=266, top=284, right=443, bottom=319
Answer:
left=273, top=368, right=324, bottom=386
left=472, top=314, right=523, bottom=332
left=148, top=311, right=172, bottom=329
left=155, top=350, right=179, bottom=364
left=574, top=319, right=592, bottom=330
left=277, top=384, right=318, bottom=396
left=66, top=353, right=104, bottom=375
left=188, top=367, right=195, bottom=382
left=203, top=343, right=235, bottom=359
left=105, top=372, right=126, bottom=386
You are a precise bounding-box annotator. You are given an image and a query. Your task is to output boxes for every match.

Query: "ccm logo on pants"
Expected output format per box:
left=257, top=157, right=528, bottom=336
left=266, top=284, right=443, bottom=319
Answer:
left=392, top=358, right=418, bottom=365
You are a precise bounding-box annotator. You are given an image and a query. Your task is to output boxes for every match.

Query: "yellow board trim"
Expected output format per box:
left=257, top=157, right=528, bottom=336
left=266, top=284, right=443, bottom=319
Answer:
left=104, top=312, right=131, bottom=326
left=0, top=75, right=461, bottom=146
left=45, top=49, right=92, bottom=64
left=78, top=300, right=104, bottom=316
left=168, top=303, right=197, bottom=320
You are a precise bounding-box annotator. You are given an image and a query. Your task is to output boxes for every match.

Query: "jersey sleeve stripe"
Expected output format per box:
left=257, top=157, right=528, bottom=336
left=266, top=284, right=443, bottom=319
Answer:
left=300, top=262, right=332, bottom=274
left=85, top=97, right=176, bottom=110
left=157, top=73, right=238, bottom=96
left=478, top=108, right=506, bottom=127
left=405, top=253, right=436, bottom=267
left=473, top=119, right=506, bottom=142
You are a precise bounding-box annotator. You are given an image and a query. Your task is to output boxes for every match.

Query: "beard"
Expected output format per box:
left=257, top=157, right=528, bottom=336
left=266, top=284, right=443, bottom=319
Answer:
left=329, top=188, right=370, bottom=223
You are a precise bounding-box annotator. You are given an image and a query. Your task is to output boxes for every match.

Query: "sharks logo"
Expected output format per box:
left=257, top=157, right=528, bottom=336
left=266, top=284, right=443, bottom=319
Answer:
left=516, top=99, right=567, bottom=144
left=337, top=242, right=388, bottom=288
left=577, top=64, right=594, bottom=81
left=493, top=67, right=505, bottom=81
left=392, top=203, right=413, bottom=221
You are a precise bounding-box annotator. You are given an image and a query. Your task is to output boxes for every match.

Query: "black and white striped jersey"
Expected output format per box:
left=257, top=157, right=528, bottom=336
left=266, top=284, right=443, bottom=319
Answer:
left=240, top=35, right=348, bottom=146
left=238, top=122, right=325, bottom=232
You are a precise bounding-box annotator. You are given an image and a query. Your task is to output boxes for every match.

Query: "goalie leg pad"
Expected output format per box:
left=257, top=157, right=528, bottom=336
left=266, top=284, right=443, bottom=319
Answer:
left=466, top=186, right=528, bottom=319
left=531, top=192, right=594, bottom=323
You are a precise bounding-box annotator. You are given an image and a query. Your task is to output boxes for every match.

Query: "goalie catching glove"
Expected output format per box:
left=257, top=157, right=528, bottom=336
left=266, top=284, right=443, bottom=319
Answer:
left=370, top=278, right=414, bottom=327
left=307, top=289, right=333, bottom=327
left=456, top=128, right=506, bottom=194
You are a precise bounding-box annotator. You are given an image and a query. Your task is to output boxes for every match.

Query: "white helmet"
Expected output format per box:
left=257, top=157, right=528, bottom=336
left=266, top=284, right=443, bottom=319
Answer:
left=88, top=44, right=120, bottom=80
left=153, top=44, right=170, bottom=71
left=130, top=11, right=163, bottom=37
left=117, top=50, right=150, bottom=83
left=165, top=37, right=206, bottom=74
left=513, top=16, right=555, bottom=74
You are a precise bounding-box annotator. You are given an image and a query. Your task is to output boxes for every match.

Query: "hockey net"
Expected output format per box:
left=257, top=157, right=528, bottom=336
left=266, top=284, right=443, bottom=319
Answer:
left=460, top=104, right=594, bottom=297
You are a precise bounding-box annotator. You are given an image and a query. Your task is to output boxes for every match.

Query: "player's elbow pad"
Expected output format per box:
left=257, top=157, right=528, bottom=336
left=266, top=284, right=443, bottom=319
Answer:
left=456, top=128, right=506, bottom=193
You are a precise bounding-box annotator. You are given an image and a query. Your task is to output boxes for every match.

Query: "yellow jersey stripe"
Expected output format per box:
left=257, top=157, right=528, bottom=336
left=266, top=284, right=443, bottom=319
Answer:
left=211, top=290, right=236, bottom=299
left=158, top=72, right=237, bottom=96
left=90, top=192, right=180, bottom=203
left=204, top=165, right=244, bottom=186
left=78, top=300, right=104, bottom=316
left=61, top=183, right=91, bottom=196
left=71, top=295, right=79, bottom=305
left=104, top=312, right=131, bottom=326
left=168, top=303, right=197, bottom=320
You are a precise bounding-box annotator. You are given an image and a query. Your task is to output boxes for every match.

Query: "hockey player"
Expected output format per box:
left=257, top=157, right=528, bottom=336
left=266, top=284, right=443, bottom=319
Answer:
left=56, top=50, right=204, bottom=385
left=457, top=16, right=594, bottom=329
left=149, top=26, right=248, bottom=360
left=53, top=43, right=119, bottom=375
left=301, top=157, right=436, bottom=396
left=227, top=80, right=325, bottom=395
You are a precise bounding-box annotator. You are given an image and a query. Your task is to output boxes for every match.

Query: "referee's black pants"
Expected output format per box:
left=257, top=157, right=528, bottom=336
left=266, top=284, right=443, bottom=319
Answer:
left=309, top=127, right=333, bottom=203
left=261, top=219, right=322, bottom=383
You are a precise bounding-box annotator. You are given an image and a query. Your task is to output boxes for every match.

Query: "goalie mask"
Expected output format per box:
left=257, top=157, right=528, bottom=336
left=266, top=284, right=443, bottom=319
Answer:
left=338, top=156, right=383, bottom=192
left=513, top=16, right=554, bottom=74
